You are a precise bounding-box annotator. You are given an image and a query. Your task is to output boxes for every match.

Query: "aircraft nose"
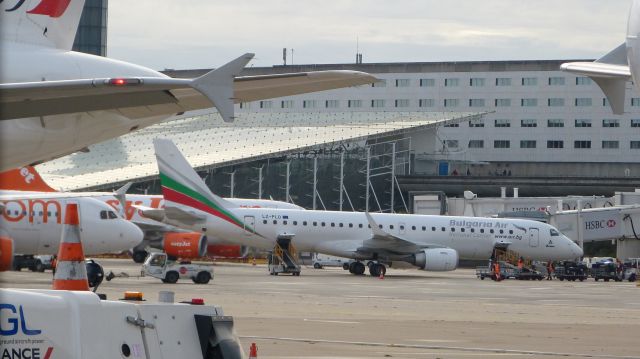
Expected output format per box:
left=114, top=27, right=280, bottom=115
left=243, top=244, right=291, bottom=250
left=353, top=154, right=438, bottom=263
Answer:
left=570, top=238, right=583, bottom=258
left=122, top=220, right=144, bottom=248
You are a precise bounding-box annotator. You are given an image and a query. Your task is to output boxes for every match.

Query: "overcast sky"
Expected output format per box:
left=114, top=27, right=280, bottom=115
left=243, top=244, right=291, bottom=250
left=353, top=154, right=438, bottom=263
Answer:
left=107, top=1, right=632, bottom=71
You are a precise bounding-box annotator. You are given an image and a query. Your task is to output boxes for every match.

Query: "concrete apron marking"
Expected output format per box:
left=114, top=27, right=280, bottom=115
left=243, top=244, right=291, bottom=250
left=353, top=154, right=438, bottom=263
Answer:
left=304, top=319, right=360, bottom=324
left=239, top=336, right=640, bottom=359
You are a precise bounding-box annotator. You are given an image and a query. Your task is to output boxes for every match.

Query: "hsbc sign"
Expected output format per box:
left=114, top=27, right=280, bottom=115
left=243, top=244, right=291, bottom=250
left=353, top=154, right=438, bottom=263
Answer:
left=582, top=212, right=622, bottom=240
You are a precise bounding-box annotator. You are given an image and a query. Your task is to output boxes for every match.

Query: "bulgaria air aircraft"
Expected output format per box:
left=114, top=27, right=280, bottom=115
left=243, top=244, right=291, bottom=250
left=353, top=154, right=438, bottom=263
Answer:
left=0, top=0, right=376, bottom=171
left=152, top=139, right=583, bottom=276
left=561, top=0, right=640, bottom=114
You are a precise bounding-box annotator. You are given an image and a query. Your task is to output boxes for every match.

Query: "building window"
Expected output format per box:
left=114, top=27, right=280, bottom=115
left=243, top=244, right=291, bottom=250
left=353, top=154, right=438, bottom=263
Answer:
left=522, top=77, right=538, bottom=86
left=372, top=79, right=387, bottom=87
left=602, top=140, right=619, bottom=149
left=521, top=119, right=537, bottom=127
left=494, top=140, right=510, bottom=148
left=494, top=119, right=510, bottom=127
left=575, top=119, right=592, bottom=127
left=547, top=140, right=564, bottom=149
left=468, top=99, right=485, bottom=107
left=420, top=78, right=435, bottom=87
left=325, top=100, right=339, bottom=108
left=548, top=77, right=565, bottom=85
left=496, top=78, right=511, bottom=86
left=303, top=100, right=317, bottom=108
left=574, top=140, right=592, bottom=149
left=468, top=119, right=484, bottom=127
left=239, top=102, right=250, bottom=109
left=444, top=99, right=459, bottom=107
left=547, top=119, right=564, bottom=127
left=444, top=123, right=459, bottom=127
left=444, top=78, right=459, bottom=87
left=446, top=140, right=459, bottom=148
left=260, top=100, right=273, bottom=109
left=470, top=78, right=485, bottom=87
left=632, top=98, right=640, bottom=107
left=602, top=119, right=620, bottom=127
left=495, top=98, right=511, bottom=107
left=575, top=98, right=592, bottom=106
left=468, top=140, right=484, bottom=148
left=631, top=141, right=640, bottom=149
left=395, top=99, right=410, bottom=108
left=576, top=77, right=592, bottom=85
left=631, top=119, right=640, bottom=127
left=520, top=140, right=536, bottom=148
left=281, top=100, right=294, bottom=109
left=371, top=99, right=386, bottom=108
left=418, top=99, right=434, bottom=107
left=521, top=98, right=538, bottom=107
left=396, top=79, right=410, bottom=87
left=548, top=98, right=565, bottom=107
left=603, top=98, right=610, bottom=107
left=348, top=100, right=362, bottom=108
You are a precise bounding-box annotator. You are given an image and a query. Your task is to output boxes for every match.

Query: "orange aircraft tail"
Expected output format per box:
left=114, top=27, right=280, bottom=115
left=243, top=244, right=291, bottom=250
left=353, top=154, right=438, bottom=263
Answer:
left=0, top=166, right=57, bottom=192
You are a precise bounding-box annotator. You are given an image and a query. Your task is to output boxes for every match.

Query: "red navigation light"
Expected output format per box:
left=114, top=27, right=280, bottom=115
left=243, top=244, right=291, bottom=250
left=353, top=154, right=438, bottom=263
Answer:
left=107, top=78, right=142, bottom=86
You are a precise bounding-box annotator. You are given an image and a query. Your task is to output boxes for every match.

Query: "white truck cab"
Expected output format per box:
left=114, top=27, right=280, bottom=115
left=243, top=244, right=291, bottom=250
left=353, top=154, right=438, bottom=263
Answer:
left=142, top=253, right=213, bottom=284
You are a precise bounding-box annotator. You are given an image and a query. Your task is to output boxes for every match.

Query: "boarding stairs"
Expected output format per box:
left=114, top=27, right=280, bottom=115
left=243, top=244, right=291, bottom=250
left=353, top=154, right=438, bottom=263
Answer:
left=268, top=237, right=301, bottom=276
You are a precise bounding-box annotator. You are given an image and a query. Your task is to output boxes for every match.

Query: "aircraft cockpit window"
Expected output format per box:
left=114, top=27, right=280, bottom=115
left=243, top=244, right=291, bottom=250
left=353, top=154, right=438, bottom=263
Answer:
left=550, top=229, right=560, bottom=236
left=108, top=211, right=118, bottom=219
left=100, top=210, right=108, bottom=219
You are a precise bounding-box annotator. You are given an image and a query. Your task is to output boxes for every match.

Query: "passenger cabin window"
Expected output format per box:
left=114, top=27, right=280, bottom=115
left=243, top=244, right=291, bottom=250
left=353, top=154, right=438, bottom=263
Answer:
left=451, top=228, right=455, bottom=232
left=283, top=221, right=288, bottom=225
left=349, top=223, right=353, bottom=228
left=263, top=220, right=267, bottom=224
left=321, top=222, right=326, bottom=227
left=509, top=230, right=513, bottom=234
left=400, top=225, right=405, bottom=230
left=550, top=229, right=560, bottom=236
left=490, top=229, right=494, bottom=234
left=273, top=220, right=277, bottom=225
left=412, top=226, right=416, bottom=230
left=313, top=221, right=317, bottom=226
left=303, top=221, right=307, bottom=226
left=293, top=221, right=297, bottom=225
left=480, top=229, right=485, bottom=233
left=461, top=228, right=465, bottom=233
left=379, top=225, right=383, bottom=229
left=331, top=223, right=335, bottom=227
left=390, top=225, right=394, bottom=229
left=359, top=224, right=363, bottom=228
left=441, top=227, right=445, bottom=231
left=339, top=223, right=343, bottom=227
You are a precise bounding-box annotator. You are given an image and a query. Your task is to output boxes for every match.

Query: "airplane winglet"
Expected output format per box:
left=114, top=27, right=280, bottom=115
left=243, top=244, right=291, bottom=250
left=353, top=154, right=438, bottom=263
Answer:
left=114, top=182, right=133, bottom=217
left=191, top=53, right=255, bottom=122
left=365, top=212, right=389, bottom=238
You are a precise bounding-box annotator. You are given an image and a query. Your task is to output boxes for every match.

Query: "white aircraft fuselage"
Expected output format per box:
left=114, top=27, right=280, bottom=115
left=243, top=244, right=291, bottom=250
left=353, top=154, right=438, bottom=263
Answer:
left=186, top=207, right=583, bottom=263
left=0, top=191, right=143, bottom=255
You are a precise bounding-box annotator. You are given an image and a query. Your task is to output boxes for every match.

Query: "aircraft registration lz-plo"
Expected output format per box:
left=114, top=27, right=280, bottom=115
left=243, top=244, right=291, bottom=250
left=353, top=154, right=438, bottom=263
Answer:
left=0, top=0, right=376, bottom=171
left=149, top=139, right=583, bottom=277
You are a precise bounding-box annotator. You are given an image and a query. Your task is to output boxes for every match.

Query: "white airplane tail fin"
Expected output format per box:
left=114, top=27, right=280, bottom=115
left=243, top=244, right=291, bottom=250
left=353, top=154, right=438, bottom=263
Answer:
left=153, top=139, right=246, bottom=228
left=1, top=0, right=86, bottom=50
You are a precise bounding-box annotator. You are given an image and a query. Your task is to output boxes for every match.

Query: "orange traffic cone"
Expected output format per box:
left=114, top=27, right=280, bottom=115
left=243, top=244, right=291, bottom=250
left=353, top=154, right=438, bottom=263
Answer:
left=52, top=203, right=89, bottom=291
left=252, top=257, right=256, bottom=266
left=248, top=343, right=258, bottom=358
left=379, top=270, right=384, bottom=280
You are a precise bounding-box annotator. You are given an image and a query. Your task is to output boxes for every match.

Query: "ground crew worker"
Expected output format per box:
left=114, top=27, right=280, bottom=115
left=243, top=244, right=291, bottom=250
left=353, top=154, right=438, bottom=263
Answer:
left=51, top=255, right=57, bottom=276
left=493, top=261, right=501, bottom=281
left=517, top=256, right=524, bottom=270
left=546, top=261, right=554, bottom=280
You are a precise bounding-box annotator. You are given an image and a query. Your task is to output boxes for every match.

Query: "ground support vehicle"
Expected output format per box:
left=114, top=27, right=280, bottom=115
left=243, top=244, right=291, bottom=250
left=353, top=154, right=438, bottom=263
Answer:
left=554, top=261, right=589, bottom=281
left=476, top=262, right=517, bottom=280
left=514, top=267, right=544, bottom=280
left=0, top=288, right=244, bottom=358
left=12, top=254, right=54, bottom=272
left=142, top=252, right=213, bottom=284
left=312, top=253, right=351, bottom=269
left=591, top=263, right=623, bottom=282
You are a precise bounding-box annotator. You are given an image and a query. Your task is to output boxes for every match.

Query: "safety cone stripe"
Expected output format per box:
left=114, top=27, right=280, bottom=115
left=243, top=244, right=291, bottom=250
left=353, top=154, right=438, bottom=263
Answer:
left=53, top=261, right=87, bottom=280
left=53, top=279, right=90, bottom=291
left=56, top=243, right=84, bottom=261
left=64, top=203, right=80, bottom=225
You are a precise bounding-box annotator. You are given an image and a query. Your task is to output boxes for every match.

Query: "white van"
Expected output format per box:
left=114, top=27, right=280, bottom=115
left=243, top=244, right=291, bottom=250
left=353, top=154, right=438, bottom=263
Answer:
left=312, top=253, right=352, bottom=269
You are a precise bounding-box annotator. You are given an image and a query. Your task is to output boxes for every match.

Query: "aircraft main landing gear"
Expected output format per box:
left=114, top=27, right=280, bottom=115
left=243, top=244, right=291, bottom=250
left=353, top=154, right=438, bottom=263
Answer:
left=368, top=263, right=386, bottom=277
left=348, top=261, right=366, bottom=275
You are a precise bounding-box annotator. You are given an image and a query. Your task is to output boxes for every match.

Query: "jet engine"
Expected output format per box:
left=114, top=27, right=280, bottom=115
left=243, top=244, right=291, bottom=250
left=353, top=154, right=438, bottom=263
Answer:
left=412, top=248, right=458, bottom=271
left=0, top=232, right=14, bottom=271
left=163, top=232, right=207, bottom=258
left=206, top=244, right=249, bottom=258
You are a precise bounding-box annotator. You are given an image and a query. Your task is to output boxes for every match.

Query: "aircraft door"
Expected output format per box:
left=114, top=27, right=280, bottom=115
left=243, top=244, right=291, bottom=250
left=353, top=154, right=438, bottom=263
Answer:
left=528, top=228, right=539, bottom=247
left=399, top=222, right=406, bottom=235
left=243, top=216, right=256, bottom=236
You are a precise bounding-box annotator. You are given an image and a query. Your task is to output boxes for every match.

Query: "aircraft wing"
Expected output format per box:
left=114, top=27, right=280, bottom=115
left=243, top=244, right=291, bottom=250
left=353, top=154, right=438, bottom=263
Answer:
left=358, top=213, right=443, bottom=256
left=561, top=44, right=631, bottom=114
left=0, top=53, right=377, bottom=122
left=134, top=204, right=206, bottom=227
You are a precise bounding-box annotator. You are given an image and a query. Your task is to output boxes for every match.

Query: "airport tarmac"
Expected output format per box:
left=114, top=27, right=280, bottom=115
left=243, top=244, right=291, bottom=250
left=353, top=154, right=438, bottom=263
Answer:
left=2, top=260, right=639, bottom=359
